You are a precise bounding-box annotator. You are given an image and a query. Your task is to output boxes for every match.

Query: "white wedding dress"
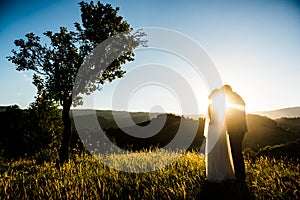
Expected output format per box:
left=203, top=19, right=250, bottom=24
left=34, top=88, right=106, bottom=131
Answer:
left=204, top=98, right=236, bottom=182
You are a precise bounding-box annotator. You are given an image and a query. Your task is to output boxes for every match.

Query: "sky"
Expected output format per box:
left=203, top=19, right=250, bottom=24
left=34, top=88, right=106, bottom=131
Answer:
left=1, top=0, right=300, bottom=114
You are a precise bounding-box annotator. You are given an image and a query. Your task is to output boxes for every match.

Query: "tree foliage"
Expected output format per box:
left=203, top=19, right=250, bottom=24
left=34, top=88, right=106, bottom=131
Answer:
left=7, top=1, right=143, bottom=163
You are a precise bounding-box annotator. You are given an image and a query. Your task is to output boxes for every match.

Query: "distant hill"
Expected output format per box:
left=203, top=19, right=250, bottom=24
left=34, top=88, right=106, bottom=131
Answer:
left=2, top=106, right=299, bottom=158
left=275, top=117, right=300, bottom=133
left=71, top=109, right=159, bottom=129
left=105, top=114, right=205, bottom=151
left=72, top=112, right=206, bottom=152
left=244, top=114, right=300, bottom=150
left=253, top=107, right=300, bottom=119
left=73, top=110, right=300, bottom=152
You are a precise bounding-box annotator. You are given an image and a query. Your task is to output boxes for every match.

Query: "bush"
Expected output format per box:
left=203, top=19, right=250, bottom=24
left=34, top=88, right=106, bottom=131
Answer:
left=0, top=102, right=63, bottom=160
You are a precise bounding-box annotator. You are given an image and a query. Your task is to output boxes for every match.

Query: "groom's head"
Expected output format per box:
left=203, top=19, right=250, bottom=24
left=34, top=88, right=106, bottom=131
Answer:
left=221, top=84, right=232, bottom=94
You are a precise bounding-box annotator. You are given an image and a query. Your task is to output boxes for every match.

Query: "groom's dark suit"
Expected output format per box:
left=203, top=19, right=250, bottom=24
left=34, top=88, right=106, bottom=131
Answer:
left=226, top=91, right=248, bottom=182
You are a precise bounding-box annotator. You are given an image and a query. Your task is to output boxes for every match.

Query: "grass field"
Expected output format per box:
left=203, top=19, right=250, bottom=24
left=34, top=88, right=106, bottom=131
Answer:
left=1, top=151, right=299, bottom=199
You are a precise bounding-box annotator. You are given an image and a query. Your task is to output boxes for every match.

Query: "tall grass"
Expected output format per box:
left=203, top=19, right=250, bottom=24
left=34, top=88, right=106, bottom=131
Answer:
left=0, top=151, right=299, bottom=199
left=246, top=156, right=299, bottom=199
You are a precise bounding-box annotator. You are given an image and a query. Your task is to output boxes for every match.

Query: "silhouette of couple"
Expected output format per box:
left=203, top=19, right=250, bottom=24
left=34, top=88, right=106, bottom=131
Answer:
left=204, top=85, right=247, bottom=184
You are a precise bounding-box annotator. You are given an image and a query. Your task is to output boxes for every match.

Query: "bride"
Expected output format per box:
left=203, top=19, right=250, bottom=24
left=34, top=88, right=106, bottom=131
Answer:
left=204, top=89, right=235, bottom=182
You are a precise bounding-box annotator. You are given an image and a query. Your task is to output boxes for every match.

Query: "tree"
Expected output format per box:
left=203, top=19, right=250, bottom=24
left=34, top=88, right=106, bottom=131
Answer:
left=7, top=1, right=143, bottom=164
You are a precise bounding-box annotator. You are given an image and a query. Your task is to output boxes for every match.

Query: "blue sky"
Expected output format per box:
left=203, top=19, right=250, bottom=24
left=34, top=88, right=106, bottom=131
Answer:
left=1, top=0, right=300, bottom=114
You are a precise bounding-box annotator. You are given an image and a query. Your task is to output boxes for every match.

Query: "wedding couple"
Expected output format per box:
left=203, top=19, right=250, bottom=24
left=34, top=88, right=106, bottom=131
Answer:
left=204, top=85, right=247, bottom=184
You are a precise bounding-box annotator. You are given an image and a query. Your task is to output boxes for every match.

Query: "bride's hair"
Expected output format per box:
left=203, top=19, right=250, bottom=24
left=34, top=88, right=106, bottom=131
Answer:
left=208, top=89, right=219, bottom=100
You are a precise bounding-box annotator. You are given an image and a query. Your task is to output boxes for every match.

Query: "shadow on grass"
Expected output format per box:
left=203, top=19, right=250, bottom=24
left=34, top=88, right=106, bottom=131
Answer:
left=197, top=181, right=255, bottom=200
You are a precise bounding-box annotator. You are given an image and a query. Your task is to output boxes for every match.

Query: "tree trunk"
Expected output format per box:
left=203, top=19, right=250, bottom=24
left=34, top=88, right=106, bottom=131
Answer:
left=58, top=97, right=72, bottom=164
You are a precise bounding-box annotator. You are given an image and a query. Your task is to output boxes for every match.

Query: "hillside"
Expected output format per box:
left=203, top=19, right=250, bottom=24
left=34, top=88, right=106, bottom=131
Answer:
left=253, top=106, right=300, bottom=119
left=2, top=107, right=299, bottom=158
left=89, top=112, right=300, bottom=152
left=71, top=109, right=158, bottom=129
left=275, top=117, right=300, bottom=133
left=105, top=114, right=205, bottom=151
left=254, top=139, right=300, bottom=160
left=244, top=114, right=300, bottom=150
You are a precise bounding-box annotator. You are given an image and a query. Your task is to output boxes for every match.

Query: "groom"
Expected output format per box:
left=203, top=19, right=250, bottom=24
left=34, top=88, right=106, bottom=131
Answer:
left=222, top=85, right=248, bottom=183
